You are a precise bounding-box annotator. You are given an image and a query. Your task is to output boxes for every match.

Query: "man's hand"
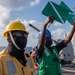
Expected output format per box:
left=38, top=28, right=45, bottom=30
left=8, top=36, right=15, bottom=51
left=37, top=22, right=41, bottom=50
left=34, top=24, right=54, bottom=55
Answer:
left=44, top=16, right=55, bottom=27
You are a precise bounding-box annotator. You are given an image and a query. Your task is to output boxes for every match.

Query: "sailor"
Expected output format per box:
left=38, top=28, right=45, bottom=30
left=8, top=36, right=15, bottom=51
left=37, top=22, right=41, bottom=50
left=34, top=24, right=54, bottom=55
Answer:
left=0, top=20, right=35, bottom=75
left=35, top=16, right=75, bottom=75
left=31, top=47, right=39, bottom=75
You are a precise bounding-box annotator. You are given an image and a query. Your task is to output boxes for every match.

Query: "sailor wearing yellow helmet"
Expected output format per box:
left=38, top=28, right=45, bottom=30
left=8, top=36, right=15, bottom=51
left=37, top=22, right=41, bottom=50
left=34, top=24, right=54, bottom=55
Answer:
left=0, top=20, right=35, bottom=75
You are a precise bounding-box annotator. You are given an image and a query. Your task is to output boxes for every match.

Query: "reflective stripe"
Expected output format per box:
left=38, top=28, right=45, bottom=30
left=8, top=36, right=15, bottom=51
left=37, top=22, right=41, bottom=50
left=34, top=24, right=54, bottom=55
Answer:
left=28, top=58, right=34, bottom=68
left=50, top=1, right=64, bottom=23
left=6, top=60, right=17, bottom=75
left=44, top=49, right=50, bottom=56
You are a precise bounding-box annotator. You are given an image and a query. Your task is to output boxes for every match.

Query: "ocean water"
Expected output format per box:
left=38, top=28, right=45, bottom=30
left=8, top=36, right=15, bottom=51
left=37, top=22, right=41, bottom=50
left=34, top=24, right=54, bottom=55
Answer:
left=0, top=46, right=32, bottom=53
left=0, top=46, right=6, bottom=51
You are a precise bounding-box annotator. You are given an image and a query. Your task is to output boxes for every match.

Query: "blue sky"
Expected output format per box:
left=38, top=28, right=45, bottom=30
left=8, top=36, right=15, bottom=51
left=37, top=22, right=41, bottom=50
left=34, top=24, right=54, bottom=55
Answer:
left=0, top=0, right=75, bottom=47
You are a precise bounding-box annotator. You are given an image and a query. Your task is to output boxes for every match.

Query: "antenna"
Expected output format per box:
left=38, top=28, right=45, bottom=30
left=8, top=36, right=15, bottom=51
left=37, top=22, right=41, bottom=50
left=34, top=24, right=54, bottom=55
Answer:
left=29, top=23, right=40, bottom=32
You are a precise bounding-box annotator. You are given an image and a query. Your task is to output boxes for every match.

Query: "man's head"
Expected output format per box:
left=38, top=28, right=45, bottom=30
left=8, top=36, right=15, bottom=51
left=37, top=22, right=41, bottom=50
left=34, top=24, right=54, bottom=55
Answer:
left=3, top=20, right=29, bottom=50
left=38, top=29, right=52, bottom=47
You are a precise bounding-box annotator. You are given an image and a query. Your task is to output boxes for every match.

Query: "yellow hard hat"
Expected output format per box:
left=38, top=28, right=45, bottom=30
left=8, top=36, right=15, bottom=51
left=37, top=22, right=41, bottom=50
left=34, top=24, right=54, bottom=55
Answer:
left=3, top=20, right=29, bottom=38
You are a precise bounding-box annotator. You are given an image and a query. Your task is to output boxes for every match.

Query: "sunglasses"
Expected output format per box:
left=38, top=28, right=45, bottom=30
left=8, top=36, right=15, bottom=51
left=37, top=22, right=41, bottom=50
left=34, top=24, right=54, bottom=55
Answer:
left=12, top=32, right=28, bottom=38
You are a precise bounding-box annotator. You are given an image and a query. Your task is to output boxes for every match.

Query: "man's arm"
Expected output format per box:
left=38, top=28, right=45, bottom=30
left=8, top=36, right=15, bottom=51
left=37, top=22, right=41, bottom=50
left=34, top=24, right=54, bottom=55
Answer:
left=64, top=20, right=75, bottom=45
left=37, top=16, right=55, bottom=51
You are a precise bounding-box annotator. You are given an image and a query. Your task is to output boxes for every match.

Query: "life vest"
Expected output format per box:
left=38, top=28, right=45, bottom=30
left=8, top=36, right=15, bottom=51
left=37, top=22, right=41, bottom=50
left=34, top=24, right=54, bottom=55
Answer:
left=35, top=46, right=62, bottom=75
left=31, top=51, right=39, bottom=70
left=0, top=49, right=35, bottom=75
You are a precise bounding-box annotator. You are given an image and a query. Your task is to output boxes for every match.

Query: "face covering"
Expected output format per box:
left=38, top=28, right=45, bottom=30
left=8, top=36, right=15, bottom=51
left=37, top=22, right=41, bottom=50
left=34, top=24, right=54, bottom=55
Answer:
left=14, top=36, right=27, bottom=49
left=45, top=40, right=52, bottom=47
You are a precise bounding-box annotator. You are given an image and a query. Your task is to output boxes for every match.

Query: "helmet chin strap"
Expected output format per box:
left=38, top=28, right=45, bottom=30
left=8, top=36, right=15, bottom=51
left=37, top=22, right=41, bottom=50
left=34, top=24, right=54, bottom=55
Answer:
left=9, top=32, right=21, bottom=50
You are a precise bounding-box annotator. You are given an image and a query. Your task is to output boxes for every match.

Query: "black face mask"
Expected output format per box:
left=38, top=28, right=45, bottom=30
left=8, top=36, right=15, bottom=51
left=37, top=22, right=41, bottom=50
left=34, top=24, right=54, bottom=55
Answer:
left=45, top=40, right=52, bottom=47
left=14, top=36, right=27, bottom=49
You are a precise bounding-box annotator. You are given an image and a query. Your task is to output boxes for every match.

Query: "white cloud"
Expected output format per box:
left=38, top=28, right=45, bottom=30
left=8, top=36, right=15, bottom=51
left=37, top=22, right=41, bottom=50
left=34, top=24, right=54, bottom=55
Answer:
left=0, top=5, right=10, bottom=46
left=0, top=0, right=41, bottom=28
left=0, top=0, right=41, bottom=10
left=54, top=22, right=62, bottom=26
left=18, top=19, right=42, bottom=32
left=30, top=0, right=40, bottom=6
left=0, top=5, right=10, bottom=31
left=52, top=28, right=65, bottom=40
left=0, top=6, right=10, bottom=20
left=0, top=0, right=27, bottom=10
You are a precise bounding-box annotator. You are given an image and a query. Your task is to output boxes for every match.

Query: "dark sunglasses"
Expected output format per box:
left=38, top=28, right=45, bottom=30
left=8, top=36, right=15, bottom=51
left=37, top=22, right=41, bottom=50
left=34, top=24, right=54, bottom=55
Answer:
left=12, top=32, right=28, bottom=38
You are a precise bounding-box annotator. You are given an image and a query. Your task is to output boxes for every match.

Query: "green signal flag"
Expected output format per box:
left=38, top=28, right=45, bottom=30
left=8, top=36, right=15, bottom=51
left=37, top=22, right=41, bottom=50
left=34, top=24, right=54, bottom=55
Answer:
left=60, top=1, right=75, bottom=25
left=60, top=1, right=73, bottom=13
left=42, top=1, right=75, bottom=25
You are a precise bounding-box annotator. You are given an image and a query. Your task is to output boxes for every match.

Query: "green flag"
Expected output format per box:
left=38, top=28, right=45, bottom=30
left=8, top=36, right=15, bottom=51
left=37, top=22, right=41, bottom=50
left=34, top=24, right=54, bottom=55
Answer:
left=42, top=1, right=75, bottom=25
left=60, top=1, right=75, bottom=25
